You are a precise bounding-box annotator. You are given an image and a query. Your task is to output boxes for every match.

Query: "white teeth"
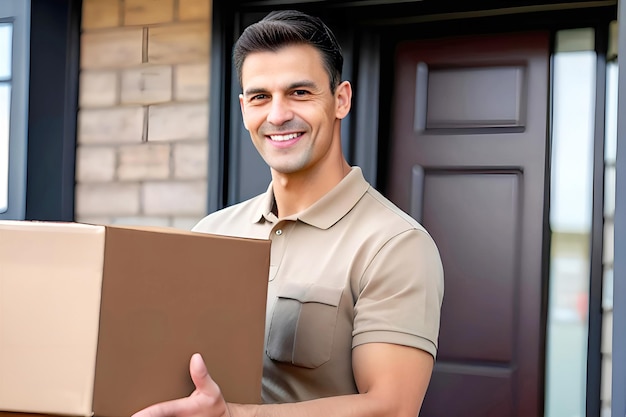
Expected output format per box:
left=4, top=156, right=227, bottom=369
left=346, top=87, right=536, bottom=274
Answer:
left=269, top=133, right=300, bottom=141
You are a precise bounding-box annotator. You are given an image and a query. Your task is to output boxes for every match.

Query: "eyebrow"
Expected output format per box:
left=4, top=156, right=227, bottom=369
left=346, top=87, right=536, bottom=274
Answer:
left=243, top=80, right=319, bottom=97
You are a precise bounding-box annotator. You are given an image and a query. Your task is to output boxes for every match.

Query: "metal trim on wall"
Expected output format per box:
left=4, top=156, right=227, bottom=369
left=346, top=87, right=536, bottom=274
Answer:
left=587, top=23, right=608, bottom=417
left=208, top=1, right=235, bottom=213
left=351, top=29, right=380, bottom=186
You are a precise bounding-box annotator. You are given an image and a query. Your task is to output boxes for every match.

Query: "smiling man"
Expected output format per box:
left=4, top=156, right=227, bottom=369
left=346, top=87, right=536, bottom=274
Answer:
left=132, top=10, right=444, bottom=417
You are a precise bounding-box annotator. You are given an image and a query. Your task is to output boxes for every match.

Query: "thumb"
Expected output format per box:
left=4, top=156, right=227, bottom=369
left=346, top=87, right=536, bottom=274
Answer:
left=189, top=353, right=221, bottom=396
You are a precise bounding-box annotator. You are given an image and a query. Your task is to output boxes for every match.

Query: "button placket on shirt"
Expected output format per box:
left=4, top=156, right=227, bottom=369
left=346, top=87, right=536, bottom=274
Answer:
left=268, top=221, right=291, bottom=282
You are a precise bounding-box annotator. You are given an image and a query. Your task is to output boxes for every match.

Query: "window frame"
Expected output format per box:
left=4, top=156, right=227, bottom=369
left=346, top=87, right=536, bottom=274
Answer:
left=0, top=0, right=30, bottom=220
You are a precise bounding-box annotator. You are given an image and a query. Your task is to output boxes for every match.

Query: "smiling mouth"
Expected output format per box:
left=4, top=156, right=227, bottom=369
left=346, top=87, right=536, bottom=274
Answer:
left=268, top=132, right=303, bottom=142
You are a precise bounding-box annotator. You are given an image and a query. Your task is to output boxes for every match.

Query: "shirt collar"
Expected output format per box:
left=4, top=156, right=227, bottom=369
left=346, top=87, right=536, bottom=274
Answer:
left=251, top=167, right=370, bottom=230
left=251, top=182, right=277, bottom=224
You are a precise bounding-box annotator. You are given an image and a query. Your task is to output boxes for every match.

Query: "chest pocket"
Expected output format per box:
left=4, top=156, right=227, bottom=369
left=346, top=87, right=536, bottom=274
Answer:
left=266, top=282, right=343, bottom=369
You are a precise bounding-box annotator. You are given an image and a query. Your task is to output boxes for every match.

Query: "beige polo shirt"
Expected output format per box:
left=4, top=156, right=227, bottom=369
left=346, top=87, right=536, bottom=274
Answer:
left=193, top=167, right=444, bottom=404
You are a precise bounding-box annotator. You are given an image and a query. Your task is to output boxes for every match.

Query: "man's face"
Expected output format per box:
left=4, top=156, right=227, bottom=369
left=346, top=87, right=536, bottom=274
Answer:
left=239, top=44, right=350, bottom=176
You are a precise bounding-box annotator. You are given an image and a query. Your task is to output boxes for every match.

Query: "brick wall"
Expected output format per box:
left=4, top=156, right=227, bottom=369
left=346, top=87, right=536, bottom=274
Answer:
left=76, top=0, right=211, bottom=230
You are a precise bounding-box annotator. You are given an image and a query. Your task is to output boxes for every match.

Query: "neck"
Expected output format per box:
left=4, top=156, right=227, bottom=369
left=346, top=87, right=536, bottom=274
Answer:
left=272, top=159, right=350, bottom=218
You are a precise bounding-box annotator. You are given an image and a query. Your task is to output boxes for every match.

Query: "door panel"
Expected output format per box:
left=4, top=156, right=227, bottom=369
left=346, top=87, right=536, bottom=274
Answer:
left=387, top=32, right=549, bottom=416
left=422, top=172, right=519, bottom=363
left=423, top=65, right=526, bottom=129
left=425, top=363, right=514, bottom=417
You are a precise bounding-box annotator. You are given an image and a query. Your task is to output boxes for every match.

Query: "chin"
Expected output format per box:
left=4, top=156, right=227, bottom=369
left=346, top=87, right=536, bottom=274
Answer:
left=268, top=158, right=311, bottom=175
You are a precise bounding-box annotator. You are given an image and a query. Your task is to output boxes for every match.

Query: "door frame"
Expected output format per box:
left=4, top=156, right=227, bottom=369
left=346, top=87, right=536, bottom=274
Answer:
left=612, top=1, right=626, bottom=416
left=208, top=2, right=623, bottom=416
left=25, top=0, right=81, bottom=221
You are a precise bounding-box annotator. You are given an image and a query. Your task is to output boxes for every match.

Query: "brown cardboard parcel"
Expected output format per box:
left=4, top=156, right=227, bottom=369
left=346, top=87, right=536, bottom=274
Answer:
left=0, top=221, right=270, bottom=417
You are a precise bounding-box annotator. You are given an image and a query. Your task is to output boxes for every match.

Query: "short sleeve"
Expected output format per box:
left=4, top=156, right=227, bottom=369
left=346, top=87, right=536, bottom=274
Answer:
left=352, top=229, right=444, bottom=358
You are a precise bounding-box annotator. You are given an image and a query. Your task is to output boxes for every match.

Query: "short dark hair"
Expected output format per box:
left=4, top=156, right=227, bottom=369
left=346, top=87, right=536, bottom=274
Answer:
left=233, top=10, right=343, bottom=93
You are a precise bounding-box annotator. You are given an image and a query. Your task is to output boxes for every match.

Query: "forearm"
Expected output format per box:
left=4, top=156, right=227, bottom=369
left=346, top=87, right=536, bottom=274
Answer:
left=229, top=393, right=404, bottom=417
left=131, top=347, right=432, bottom=417
left=228, top=344, right=432, bottom=417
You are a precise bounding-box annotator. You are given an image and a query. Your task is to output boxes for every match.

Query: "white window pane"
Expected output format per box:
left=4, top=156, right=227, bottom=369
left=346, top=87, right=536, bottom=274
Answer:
left=546, top=28, right=595, bottom=417
left=605, top=62, right=618, bottom=162
left=603, top=268, right=613, bottom=310
left=0, top=23, right=12, bottom=80
left=605, top=165, right=616, bottom=216
left=0, top=83, right=9, bottom=213
left=550, top=50, right=596, bottom=233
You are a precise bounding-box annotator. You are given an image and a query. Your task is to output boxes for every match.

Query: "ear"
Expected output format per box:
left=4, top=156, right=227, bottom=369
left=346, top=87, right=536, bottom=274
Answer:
left=239, top=93, right=249, bottom=130
left=335, top=81, right=352, bottom=120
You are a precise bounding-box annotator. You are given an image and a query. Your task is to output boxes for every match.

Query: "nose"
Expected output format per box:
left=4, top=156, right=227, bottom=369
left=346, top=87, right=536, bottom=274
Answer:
left=266, top=96, right=293, bottom=125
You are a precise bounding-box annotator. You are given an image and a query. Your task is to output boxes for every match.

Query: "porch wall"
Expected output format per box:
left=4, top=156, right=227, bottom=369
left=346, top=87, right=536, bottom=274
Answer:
left=75, top=0, right=212, bottom=230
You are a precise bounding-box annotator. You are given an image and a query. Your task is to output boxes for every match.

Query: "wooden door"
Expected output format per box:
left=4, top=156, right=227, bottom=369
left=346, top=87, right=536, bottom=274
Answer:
left=387, top=32, right=550, bottom=416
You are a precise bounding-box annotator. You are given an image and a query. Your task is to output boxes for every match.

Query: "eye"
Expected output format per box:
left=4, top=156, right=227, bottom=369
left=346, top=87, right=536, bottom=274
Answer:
left=250, top=94, right=269, bottom=101
left=292, top=89, right=310, bottom=97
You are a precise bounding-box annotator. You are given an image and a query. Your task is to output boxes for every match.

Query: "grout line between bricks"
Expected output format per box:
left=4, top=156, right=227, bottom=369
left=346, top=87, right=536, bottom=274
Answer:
left=119, top=0, right=124, bottom=26
left=142, top=27, right=149, bottom=63
left=169, top=142, right=175, bottom=180
left=172, top=64, right=177, bottom=102
left=174, top=0, right=180, bottom=22
left=116, top=70, right=122, bottom=105
left=142, top=106, right=149, bottom=142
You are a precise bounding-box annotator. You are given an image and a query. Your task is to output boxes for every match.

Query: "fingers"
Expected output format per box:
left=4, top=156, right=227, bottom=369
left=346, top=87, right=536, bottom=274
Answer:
left=189, top=353, right=221, bottom=397
left=131, top=354, right=228, bottom=417
left=131, top=385, right=227, bottom=417
left=131, top=397, right=196, bottom=417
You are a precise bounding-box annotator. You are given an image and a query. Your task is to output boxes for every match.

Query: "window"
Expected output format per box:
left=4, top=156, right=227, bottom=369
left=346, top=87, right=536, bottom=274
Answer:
left=546, top=27, right=595, bottom=417
left=0, top=23, right=13, bottom=213
left=600, top=21, right=618, bottom=416
left=0, top=1, right=30, bottom=220
left=546, top=23, right=618, bottom=417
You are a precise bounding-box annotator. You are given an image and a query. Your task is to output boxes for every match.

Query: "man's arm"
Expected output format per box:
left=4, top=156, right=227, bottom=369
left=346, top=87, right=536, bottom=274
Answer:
left=133, top=342, right=434, bottom=417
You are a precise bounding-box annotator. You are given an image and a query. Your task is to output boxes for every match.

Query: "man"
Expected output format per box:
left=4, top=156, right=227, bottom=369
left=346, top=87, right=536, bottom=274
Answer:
left=133, top=10, right=443, bottom=417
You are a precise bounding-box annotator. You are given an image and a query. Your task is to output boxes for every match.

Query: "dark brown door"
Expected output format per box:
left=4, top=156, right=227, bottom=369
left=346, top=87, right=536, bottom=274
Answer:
left=387, top=32, right=550, bottom=416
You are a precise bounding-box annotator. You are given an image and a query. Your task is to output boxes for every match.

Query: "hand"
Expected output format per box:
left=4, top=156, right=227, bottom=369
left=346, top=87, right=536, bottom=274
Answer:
left=132, top=353, right=231, bottom=417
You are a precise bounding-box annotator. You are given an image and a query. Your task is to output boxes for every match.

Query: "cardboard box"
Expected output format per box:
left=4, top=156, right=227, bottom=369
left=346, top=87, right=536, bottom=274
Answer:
left=0, top=221, right=270, bottom=417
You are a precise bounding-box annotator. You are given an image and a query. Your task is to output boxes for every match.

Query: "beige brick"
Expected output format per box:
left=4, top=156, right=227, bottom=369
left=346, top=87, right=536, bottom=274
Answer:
left=124, top=0, right=174, bottom=26
left=172, top=216, right=202, bottom=230
left=81, top=28, right=143, bottom=69
left=175, top=63, right=209, bottom=101
left=78, top=107, right=145, bottom=144
left=148, top=23, right=209, bottom=64
left=82, top=0, right=120, bottom=30
left=76, top=183, right=141, bottom=216
left=76, top=146, right=117, bottom=182
left=142, top=181, right=206, bottom=215
left=111, top=216, right=171, bottom=227
left=148, top=103, right=208, bottom=141
left=121, top=65, right=172, bottom=105
left=173, top=141, right=207, bottom=179
left=118, top=143, right=171, bottom=181
left=178, top=0, right=210, bottom=21
left=80, top=70, right=118, bottom=107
